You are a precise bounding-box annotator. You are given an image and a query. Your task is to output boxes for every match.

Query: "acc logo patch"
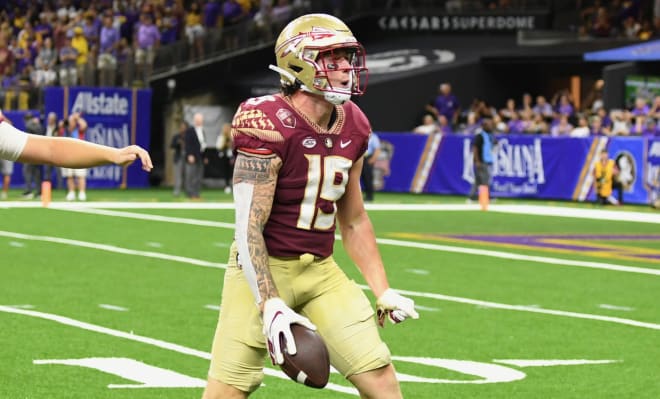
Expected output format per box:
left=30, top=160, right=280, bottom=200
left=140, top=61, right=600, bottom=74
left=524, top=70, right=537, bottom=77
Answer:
left=302, top=137, right=317, bottom=148
left=276, top=108, right=296, bottom=128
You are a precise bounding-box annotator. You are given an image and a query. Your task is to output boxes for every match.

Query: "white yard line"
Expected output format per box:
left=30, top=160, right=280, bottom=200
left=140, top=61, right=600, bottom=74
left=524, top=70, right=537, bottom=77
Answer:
left=0, top=305, right=358, bottom=396
left=0, top=230, right=227, bottom=270
left=99, top=304, right=129, bottom=312
left=42, top=208, right=660, bottom=277
left=0, top=230, right=658, bottom=331
left=1, top=201, right=658, bottom=223
left=385, top=286, right=660, bottom=331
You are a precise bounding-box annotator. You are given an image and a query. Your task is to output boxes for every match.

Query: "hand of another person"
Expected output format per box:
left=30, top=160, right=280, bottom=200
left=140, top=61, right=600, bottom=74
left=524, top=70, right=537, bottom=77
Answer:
left=115, top=145, right=153, bottom=171
left=262, top=297, right=317, bottom=365
left=376, top=288, right=419, bottom=327
left=187, top=154, right=195, bottom=164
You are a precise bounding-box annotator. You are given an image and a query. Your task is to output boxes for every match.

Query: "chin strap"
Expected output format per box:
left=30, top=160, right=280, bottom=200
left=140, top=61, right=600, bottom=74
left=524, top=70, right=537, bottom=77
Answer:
left=269, top=64, right=351, bottom=105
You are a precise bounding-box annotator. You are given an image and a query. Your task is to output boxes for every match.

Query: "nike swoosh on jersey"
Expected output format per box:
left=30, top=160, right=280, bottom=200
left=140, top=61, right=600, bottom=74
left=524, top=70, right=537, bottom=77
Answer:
left=340, top=140, right=352, bottom=148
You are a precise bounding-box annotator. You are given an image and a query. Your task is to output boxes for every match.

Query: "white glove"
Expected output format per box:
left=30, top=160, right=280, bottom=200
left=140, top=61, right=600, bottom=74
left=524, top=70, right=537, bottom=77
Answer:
left=262, top=297, right=317, bottom=365
left=376, top=288, right=419, bottom=327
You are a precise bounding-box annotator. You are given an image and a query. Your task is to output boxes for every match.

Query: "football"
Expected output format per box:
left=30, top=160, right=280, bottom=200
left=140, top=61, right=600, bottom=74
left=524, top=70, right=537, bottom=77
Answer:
left=279, top=324, right=330, bottom=389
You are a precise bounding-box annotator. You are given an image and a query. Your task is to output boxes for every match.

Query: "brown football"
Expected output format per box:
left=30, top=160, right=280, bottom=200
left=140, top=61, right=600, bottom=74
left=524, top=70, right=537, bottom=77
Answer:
left=279, top=324, right=330, bottom=389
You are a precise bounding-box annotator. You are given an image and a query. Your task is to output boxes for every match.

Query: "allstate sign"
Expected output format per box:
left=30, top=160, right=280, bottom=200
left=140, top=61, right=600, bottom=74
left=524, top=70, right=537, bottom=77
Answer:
left=70, top=91, right=130, bottom=116
left=44, top=87, right=152, bottom=188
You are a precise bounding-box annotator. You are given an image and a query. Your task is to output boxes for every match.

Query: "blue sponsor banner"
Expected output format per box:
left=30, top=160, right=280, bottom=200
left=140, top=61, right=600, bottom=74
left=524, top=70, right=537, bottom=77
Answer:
left=646, top=137, right=660, bottom=199
left=376, top=133, right=657, bottom=205
left=43, top=86, right=152, bottom=188
left=376, top=133, right=429, bottom=192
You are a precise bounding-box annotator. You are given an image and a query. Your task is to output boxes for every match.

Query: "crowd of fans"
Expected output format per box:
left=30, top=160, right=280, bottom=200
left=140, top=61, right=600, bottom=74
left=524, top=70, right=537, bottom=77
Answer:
left=416, top=81, right=660, bottom=137
left=0, top=0, right=313, bottom=110
left=577, top=0, right=660, bottom=40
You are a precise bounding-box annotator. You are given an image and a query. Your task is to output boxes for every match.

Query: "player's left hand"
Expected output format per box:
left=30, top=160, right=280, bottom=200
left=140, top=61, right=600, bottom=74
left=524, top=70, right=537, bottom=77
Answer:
left=115, top=145, right=153, bottom=171
left=376, top=288, right=419, bottom=327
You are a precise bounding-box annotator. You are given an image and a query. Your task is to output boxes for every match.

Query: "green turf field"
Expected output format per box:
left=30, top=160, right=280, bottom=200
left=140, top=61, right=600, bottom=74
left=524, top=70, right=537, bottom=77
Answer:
left=1, top=189, right=658, bottom=398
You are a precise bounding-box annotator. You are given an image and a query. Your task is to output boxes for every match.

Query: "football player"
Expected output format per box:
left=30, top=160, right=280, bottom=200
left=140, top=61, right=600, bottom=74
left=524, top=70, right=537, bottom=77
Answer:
left=203, top=13, right=418, bottom=399
left=0, top=111, right=152, bottom=171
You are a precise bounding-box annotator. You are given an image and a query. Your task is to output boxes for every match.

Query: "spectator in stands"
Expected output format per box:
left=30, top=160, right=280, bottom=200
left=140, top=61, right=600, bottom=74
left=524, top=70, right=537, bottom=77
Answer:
left=550, top=114, right=573, bottom=137
left=649, top=95, right=660, bottom=119
left=498, top=98, right=517, bottom=121
left=463, top=111, right=481, bottom=135
left=570, top=114, right=591, bottom=137
left=71, top=26, right=90, bottom=85
left=610, top=110, right=631, bottom=135
left=631, top=97, right=650, bottom=116
left=554, top=91, right=575, bottom=116
left=222, top=0, right=250, bottom=50
left=426, top=83, right=460, bottom=127
left=582, top=79, right=604, bottom=114
left=98, top=13, right=119, bottom=86
left=33, top=37, right=57, bottom=87
left=158, top=6, right=179, bottom=46
left=0, top=38, right=15, bottom=81
left=272, top=0, right=295, bottom=32
left=116, top=38, right=132, bottom=87
left=596, top=106, right=612, bottom=128
left=506, top=110, right=525, bottom=134
left=590, top=115, right=612, bottom=136
left=590, top=7, right=612, bottom=37
left=527, top=112, right=549, bottom=135
left=532, top=95, right=554, bottom=120
left=437, top=114, right=454, bottom=135
left=58, top=36, right=78, bottom=86
left=519, top=92, right=533, bottom=115
left=61, top=112, right=89, bottom=201
left=185, top=1, right=205, bottom=62
left=413, top=114, right=441, bottom=135
left=134, top=13, right=160, bottom=85
left=21, top=112, right=44, bottom=199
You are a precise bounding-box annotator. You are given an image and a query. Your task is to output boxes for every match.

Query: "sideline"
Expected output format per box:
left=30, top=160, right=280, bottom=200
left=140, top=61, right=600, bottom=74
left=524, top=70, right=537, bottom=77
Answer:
left=0, top=201, right=658, bottom=223
left=1, top=229, right=658, bottom=331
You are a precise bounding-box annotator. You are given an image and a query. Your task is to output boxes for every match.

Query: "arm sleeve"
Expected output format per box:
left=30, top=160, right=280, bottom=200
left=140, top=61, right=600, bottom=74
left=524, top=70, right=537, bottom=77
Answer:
left=0, top=121, right=29, bottom=161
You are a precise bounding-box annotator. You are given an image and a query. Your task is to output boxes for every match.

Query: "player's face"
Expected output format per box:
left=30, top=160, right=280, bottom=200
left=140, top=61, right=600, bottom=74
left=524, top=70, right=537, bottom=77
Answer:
left=319, top=48, right=355, bottom=90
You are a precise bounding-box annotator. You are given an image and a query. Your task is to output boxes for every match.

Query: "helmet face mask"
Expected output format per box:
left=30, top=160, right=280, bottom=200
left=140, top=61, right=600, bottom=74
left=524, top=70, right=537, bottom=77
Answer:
left=271, top=14, right=368, bottom=105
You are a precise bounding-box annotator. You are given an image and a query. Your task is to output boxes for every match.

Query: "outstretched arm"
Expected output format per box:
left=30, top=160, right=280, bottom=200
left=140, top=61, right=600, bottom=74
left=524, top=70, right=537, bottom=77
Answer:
left=20, top=135, right=153, bottom=171
left=1, top=121, right=152, bottom=170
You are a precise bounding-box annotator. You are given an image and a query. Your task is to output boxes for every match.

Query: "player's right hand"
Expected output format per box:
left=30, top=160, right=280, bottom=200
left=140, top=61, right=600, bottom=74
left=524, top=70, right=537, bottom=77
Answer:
left=115, top=145, right=153, bottom=171
left=262, top=297, right=316, bottom=365
left=376, top=288, right=419, bottom=327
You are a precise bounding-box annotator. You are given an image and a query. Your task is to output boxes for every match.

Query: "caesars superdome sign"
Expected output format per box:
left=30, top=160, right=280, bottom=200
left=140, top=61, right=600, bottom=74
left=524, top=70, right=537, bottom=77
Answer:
left=377, top=14, right=549, bottom=32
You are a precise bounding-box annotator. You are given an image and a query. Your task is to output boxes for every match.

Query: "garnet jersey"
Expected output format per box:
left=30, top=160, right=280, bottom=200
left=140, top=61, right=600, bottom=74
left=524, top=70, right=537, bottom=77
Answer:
left=232, top=94, right=370, bottom=258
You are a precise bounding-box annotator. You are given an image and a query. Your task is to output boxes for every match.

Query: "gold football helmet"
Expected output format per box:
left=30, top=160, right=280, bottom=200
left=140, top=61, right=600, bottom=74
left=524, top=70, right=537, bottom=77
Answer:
left=270, top=13, right=368, bottom=105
